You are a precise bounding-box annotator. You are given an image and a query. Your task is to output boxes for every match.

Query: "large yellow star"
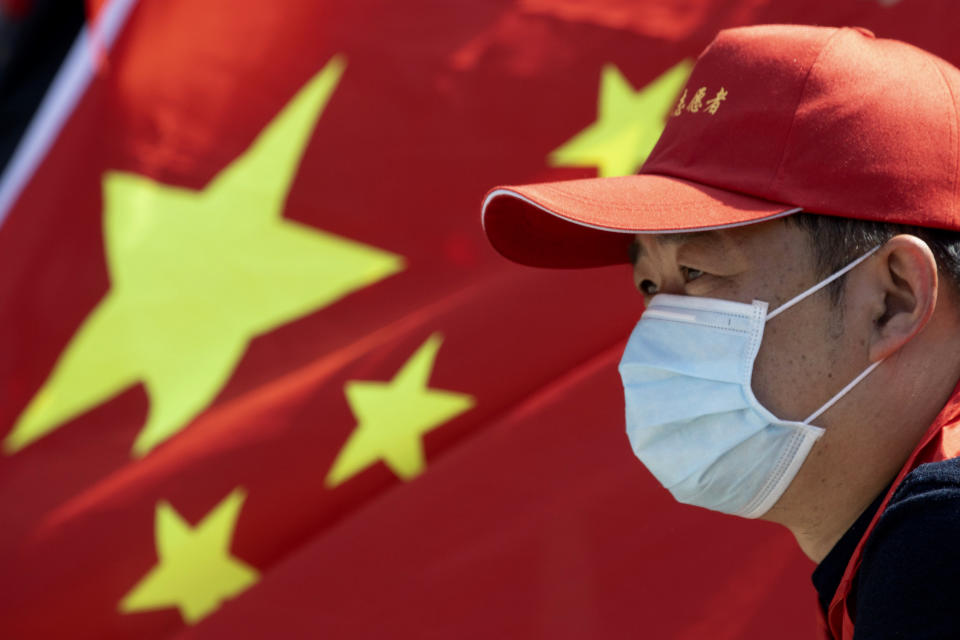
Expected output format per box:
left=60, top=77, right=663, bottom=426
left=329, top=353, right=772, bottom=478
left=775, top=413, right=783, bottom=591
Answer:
left=119, top=488, right=258, bottom=625
left=325, top=333, right=475, bottom=486
left=549, top=60, right=692, bottom=177
left=5, top=55, right=404, bottom=457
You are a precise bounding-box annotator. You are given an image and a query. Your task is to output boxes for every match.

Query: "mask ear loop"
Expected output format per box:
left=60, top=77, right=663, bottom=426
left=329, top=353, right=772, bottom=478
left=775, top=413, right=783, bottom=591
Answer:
left=766, top=246, right=880, bottom=321
left=803, top=360, right=882, bottom=425
left=762, top=244, right=883, bottom=425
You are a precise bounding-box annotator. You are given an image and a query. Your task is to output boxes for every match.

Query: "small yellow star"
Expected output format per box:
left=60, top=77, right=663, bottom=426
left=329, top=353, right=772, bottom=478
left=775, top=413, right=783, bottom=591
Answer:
left=549, top=60, right=692, bottom=177
left=5, top=55, right=404, bottom=457
left=119, top=488, right=259, bottom=625
left=325, top=333, right=475, bottom=486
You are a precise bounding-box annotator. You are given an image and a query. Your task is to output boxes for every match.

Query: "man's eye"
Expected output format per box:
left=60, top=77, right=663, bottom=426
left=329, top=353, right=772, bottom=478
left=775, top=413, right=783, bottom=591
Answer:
left=681, top=267, right=705, bottom=282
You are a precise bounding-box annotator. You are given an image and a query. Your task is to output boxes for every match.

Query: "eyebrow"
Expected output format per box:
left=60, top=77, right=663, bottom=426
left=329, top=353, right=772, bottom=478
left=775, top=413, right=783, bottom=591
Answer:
left=629, top=230, right=721, bottom=264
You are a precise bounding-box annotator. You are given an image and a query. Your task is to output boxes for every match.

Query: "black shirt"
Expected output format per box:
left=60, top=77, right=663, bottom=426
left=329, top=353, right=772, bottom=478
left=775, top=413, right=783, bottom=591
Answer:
left=811, top=457, right=960, bottom=639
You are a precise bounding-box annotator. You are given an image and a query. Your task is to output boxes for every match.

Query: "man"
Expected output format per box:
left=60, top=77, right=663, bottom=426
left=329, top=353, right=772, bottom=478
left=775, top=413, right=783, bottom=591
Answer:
left=481, top=24, right=960, bottom=639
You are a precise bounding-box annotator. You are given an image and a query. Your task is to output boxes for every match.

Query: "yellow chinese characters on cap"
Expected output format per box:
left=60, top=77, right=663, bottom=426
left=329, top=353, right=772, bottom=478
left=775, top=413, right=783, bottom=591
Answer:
left=673, top=86, right=728, bottom=116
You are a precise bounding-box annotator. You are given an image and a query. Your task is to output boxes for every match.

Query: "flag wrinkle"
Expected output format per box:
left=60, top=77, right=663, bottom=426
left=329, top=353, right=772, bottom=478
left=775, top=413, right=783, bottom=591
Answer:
left=35, top=313, right=630, bottom=612
left=35, top=276, right=501, bottom=535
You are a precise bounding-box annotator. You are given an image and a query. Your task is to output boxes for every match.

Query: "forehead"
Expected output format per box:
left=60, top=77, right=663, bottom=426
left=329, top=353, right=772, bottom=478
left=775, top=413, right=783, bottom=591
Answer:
left=630, top=229, right=727, bottom=261
left=632, top=218, right=813, bottom=253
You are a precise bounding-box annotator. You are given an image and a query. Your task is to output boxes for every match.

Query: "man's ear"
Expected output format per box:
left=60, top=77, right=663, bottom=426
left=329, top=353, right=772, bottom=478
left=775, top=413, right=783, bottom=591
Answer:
left=867, top=234, right=938, bottom=362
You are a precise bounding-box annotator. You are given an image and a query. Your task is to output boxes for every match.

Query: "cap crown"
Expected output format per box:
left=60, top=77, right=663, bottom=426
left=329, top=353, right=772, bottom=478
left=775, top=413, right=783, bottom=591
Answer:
left=643, top=25, right=960, bottom=230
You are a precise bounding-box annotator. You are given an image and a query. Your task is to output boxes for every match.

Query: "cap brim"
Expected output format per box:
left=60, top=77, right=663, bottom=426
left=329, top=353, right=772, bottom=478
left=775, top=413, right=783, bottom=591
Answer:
left=481, top=173, right=801, bottom=268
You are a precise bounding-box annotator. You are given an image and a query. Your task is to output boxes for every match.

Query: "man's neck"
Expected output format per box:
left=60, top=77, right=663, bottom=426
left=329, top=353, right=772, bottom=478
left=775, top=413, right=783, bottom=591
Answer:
left=790, top=486, right=888, bottom=563
left=767, top=357, right=960, bottom=564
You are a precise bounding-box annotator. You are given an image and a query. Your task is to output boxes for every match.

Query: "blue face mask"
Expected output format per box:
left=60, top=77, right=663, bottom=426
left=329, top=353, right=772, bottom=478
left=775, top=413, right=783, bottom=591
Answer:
left=618, top=248, right=880, bottom=518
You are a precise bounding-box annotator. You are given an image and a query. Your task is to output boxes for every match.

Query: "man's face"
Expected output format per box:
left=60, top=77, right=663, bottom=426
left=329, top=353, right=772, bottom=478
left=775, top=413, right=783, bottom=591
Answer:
left=630, top=219, right=871, bottom=427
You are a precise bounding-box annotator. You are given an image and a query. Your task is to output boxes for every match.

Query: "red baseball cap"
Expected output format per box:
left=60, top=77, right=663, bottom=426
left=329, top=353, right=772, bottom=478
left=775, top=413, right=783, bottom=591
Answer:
left=482, top=24, right=960, bottom=268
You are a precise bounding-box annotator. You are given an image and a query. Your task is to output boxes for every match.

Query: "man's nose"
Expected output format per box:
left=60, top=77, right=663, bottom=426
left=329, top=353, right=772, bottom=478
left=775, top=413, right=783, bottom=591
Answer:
left=635, top=271, right=687, bottom=304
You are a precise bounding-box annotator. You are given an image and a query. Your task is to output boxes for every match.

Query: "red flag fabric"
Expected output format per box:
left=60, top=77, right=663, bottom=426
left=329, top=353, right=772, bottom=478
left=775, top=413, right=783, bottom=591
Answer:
left=1, top=1, right=956, bottom=638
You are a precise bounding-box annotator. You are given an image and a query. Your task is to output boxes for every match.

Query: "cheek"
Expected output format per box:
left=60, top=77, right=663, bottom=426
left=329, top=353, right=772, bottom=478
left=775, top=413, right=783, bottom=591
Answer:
left=751, top=305, right=848, bottom=423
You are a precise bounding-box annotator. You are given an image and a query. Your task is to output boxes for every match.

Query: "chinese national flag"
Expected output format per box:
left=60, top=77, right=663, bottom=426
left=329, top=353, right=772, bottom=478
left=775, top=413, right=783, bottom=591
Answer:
left=0, top=1, right=956, bottom=638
